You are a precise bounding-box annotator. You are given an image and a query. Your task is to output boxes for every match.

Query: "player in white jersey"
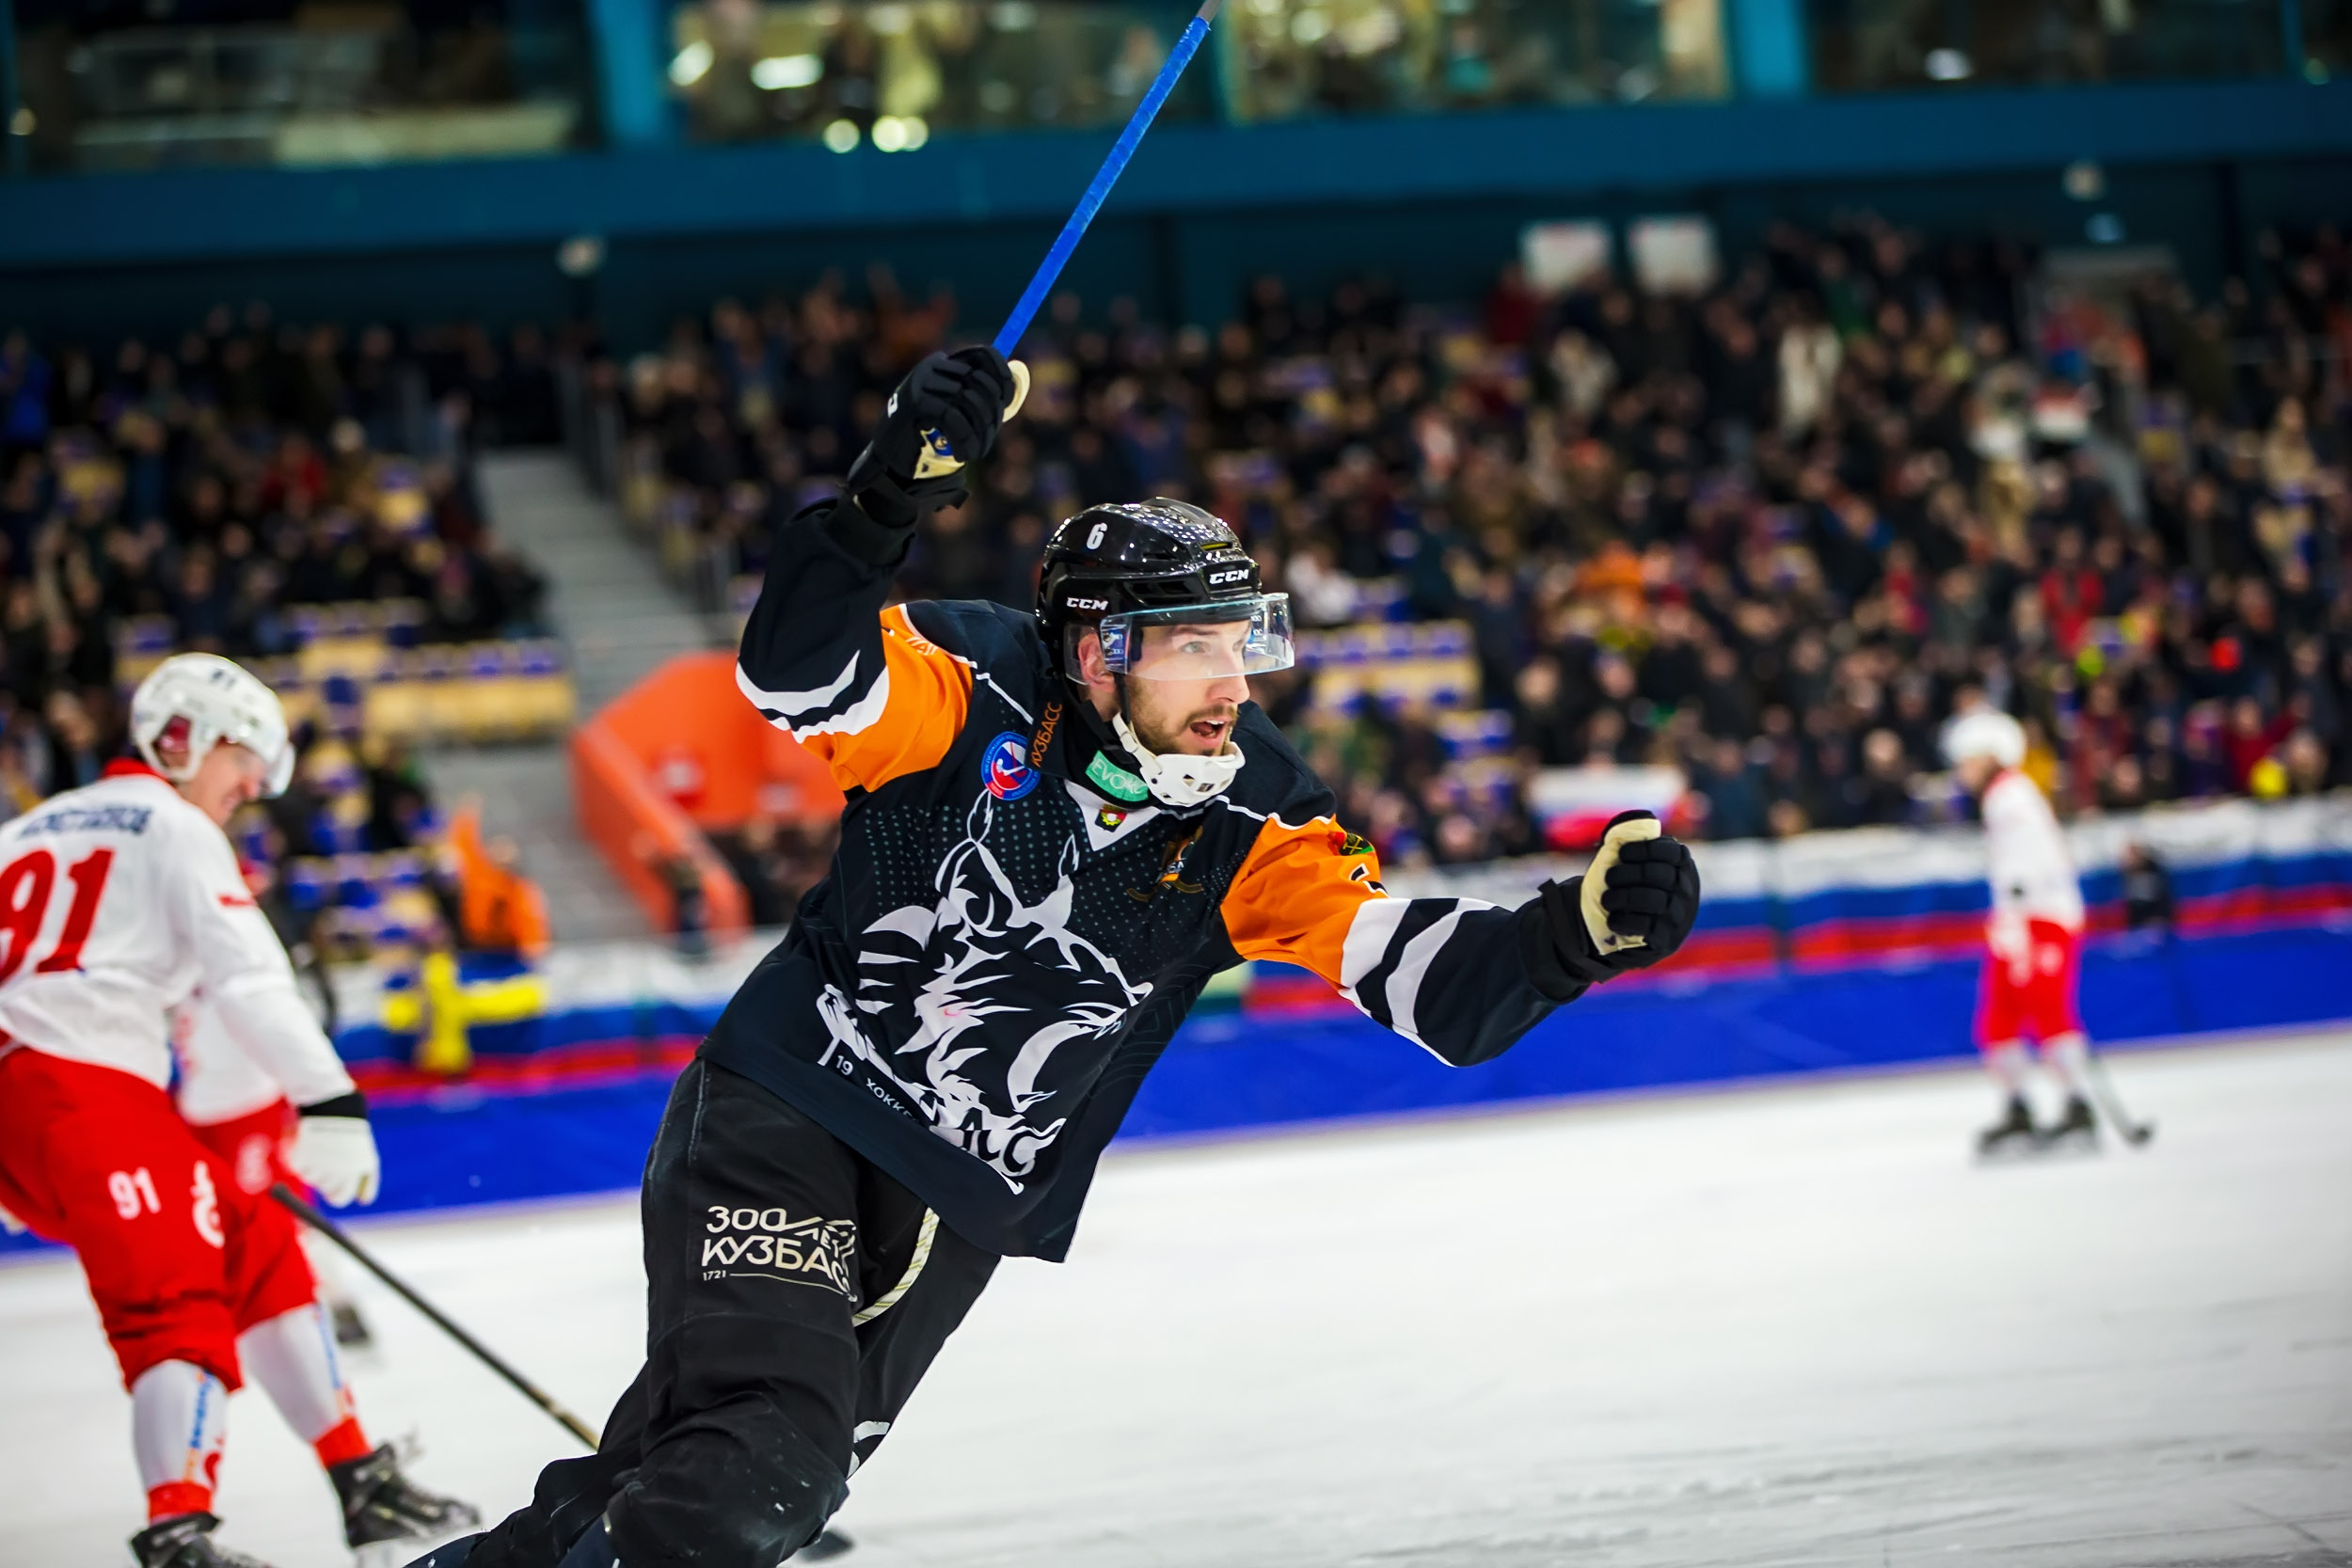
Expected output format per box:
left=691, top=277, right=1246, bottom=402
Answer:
left=0, top=655, right=475, bottom=1568
left=173, top=989, right=377, bottom=1346
left=1944, top=710, right=2100, bottom=1153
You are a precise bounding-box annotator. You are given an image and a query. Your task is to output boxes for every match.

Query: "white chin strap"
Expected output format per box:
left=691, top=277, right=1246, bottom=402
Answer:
left=1113, top=712, right=1246, bottom=807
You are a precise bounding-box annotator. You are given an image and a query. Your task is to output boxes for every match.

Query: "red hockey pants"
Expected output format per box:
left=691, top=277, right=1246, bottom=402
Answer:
left=0, top=1047, right=315, bottom=1390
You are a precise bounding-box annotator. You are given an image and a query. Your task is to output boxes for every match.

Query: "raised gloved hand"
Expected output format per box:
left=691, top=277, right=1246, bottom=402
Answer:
left=288, top=1092, right=381, bottom=1208
left=1524, top=811, right=1701, bottom=988
left=841, top=347, right=1026, bottom=535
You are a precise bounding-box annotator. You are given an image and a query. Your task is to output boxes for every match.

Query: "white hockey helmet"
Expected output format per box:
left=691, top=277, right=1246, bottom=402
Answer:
left=1943, top=709, right=2026, bottom=770
left=130, top=654, right=296, bottom=798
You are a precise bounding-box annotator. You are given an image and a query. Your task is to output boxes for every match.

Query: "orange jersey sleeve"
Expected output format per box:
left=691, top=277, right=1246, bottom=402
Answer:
left=738, top=501, right=977, bottom=794
left=1217, top=812, right=1388, bottom=986
left=789, top=604, right=973, bottom=793
left=1219, top=808, right=1571, bottom=1065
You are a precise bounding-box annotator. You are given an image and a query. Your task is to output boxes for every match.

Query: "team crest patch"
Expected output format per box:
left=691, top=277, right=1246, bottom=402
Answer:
left=983, top=732, right=1041, bottom=800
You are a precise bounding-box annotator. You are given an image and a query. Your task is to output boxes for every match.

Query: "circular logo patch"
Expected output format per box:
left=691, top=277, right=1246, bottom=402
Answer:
left=983, top=731, right=1041, bottom=800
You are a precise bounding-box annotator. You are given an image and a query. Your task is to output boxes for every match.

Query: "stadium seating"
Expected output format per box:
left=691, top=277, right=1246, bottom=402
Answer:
left=568, top=219, right=2350, bottom=875
left=0, top=312, right=572, bottom=973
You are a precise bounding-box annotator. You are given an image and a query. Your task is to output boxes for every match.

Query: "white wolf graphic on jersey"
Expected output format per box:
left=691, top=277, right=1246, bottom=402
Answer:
left=815, top=794, right=1153, bottom=1189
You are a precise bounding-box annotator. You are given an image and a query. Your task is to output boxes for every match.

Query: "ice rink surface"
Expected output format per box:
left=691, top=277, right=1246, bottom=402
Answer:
left=5, top=1028, right=2349, bottom=1568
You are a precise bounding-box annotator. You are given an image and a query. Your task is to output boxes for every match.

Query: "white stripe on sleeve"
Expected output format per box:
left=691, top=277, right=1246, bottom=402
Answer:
left=737, top=657, right=894, bottom=739
left=788, top=669, right=892, bottom=738
left=1337, top=896, right=1411, bottom=1013
left=738, top=653, right=862, bottom=720
left=1385, top=904, right=1470, bottom=1048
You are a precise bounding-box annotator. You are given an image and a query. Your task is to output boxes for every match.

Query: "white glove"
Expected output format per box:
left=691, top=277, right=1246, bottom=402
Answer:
left=0, top=1197, right=24, bottom=1235
left=289, top=1107, right=381, bottom=1208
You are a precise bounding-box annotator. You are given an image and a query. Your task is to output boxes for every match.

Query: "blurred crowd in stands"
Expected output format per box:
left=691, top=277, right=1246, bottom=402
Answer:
left=0, top=308, right=561, bottom=965
left=600, top=221, right=2352, bottom=871
left=9, top=211, right=2350, bottom=949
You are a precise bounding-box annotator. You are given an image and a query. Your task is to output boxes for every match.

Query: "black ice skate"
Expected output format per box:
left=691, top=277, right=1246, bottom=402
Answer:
left=330, top=1444, right=483, bottom=1566
left=1974, top=1096, right=2040, bottom=1159
left=130, top=1513, right=278, bottom=1568
left=2037, top=1094, right=2100, bottom=1154
left=330, top=1300, right=375, bottom=1350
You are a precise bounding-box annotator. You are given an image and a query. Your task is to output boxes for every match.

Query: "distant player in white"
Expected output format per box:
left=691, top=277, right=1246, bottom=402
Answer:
left=173, top=989, right=377, bottom=1348
left=0, top=655, right=475, bottom=1568
left=1944, top=710, right=2100, bottom=1152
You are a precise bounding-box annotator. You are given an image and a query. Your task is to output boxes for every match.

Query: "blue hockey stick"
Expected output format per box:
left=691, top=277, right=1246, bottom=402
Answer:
left=993, top=0, right=1226, bottom=356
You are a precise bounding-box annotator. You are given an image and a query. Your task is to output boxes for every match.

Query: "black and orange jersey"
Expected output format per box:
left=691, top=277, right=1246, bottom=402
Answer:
left=707, top=501, right=1587, bottom=1260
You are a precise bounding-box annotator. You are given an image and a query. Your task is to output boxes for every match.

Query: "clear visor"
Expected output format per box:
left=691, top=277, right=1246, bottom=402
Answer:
left=208, top=736, right=293, bottom=799
left=220, top=716, right=294, bottom=798
left=1097, top=594, right=1295, bottom=681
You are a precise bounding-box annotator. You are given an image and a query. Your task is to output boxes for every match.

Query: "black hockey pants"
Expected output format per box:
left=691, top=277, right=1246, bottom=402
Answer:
left=466, top=1058, right=1000, bottom=1568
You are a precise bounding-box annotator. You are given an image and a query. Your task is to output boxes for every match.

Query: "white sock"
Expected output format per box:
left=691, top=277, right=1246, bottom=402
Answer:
left=237, top=1303, right=354, bottom=1445
left=1982, top=1041, right=2029, bottom=1101
left=132, top=1360, right=229, bottom=1505
left=2043, top=1033, right=2092, bottom=1098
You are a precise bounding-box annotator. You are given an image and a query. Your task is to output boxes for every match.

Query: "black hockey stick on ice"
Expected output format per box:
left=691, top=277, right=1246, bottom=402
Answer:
left=2081, top=1056, right=2154, bottom=1148
left=272, top=1183, right=600, bottom=1449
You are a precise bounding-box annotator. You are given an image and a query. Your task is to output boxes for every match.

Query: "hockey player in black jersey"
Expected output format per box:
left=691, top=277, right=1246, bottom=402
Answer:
left=421, top=347, right=1701, bottom=1568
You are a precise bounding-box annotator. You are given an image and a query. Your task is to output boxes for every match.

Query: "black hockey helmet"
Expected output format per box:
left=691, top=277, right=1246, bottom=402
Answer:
left=1035, top=499, right=1268, bottom=680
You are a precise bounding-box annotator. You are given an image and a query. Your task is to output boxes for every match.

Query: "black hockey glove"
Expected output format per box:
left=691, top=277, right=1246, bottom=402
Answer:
left=836, top=347, right=1019, bottom=548
left=1519, top=811, right=1701, bottom=990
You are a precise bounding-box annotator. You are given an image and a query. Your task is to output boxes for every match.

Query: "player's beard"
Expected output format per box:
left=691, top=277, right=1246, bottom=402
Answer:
left=1125, top=683, right=1240, bottom=757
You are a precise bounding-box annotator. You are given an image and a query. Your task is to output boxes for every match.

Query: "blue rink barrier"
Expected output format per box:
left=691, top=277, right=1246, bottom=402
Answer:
left=4, top=921, right=2347, bottom=1258
left=1126, top=924, right=2351, bottom=1137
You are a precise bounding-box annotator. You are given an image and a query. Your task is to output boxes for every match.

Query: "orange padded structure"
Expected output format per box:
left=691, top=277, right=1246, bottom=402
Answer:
left=570, top=651, right=847, bottom=936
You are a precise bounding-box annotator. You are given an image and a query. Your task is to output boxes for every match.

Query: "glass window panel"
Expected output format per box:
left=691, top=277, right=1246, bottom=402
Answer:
left=1807, top=0, right=2288, bottom=91
left=2305, top=0, right=2352, bottom=76
left=10, top=0, right=596, bottom=172
left=1221, top=0, right=1726, bottom=119
left=666, top=0, right=1214, bottom=144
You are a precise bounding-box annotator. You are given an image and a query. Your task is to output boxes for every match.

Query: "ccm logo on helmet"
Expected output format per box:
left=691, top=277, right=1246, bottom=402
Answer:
left=1207, top=568, right=1251, bottom=585
left=1066, top=595, right=1110, bottom=612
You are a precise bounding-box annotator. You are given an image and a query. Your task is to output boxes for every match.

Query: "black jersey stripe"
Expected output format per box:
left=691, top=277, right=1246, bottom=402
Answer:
left=1343, top=898, right=1455, bottom=1033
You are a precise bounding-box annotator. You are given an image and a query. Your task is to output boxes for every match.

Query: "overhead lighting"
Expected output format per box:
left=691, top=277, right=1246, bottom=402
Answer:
left=752, top=53, right=822, bottom=89
left=668, top=40, right=713, bottom=86
left=1338, top=9, right=1399, bottom=54
left=1925, top=47, right=1972, bottom=80
left=869, top=115, right=929, bottom=151
left=556, top=235, right=606, bottom=277
left=2061, top=160, right=2104, bottom=201
left=822, top=119, right=861, bottom=152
